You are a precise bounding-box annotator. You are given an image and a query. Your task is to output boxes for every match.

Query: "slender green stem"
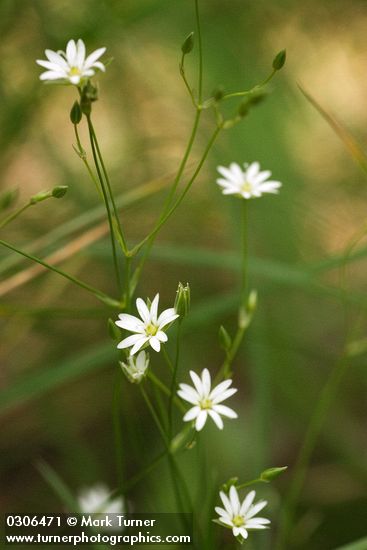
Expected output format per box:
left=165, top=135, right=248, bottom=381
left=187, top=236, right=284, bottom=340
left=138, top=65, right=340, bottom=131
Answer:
left=241, top=200, right=248, bottom=304
left=124, top=256, right=131, bottom=310
left=162, top=346, right=174, bottom=373
left=73, top=124, right=103, bottom=200
left=194, top=0, right=203, bottom=104
left=87, top=116, right=128, bottom=254
left=168, top=324, right=182, bottom=439
left=180, top=54, right=197, bottom=107
left=0, top=203, right=31, bottom=230
left=0, top=238, right=119, bottom=307
left=131, top=108, right=202, bottom=289
left=140, top=385, right=169, bottom=445
left=147, top=371, right=186, bottom=413
left=222, top=70, right=277, bottom=102
left=130, top=126, right=221, bottom=256
left=86, top=116, right=123, bottom=292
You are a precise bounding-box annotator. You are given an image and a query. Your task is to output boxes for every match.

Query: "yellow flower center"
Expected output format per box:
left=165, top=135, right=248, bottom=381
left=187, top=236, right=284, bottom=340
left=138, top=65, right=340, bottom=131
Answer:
left=146, top=323, right=158, bottom=336
left=200, top=398, right=212, bottom=410
left=241, top=181, right=252, bottom=193
left=233, top=515, right=245, bottom=527
left=69, top=66, right=81, bottom=76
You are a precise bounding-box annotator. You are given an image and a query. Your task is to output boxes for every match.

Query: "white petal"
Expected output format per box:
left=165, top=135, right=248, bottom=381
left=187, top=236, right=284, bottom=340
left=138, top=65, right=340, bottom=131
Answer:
left=84, top=47, right=107, bottom=68
left=149, top=294, right=159, bottom=323
left=229, top=486, right=240, bottom=515
left=245, top=161, right=260, bottom=180
left=66, top=39, right=77, bottom=65
left=177, top=389, right=199, bottom=406
left=76, top=39, right=86, bottom=67
left=217, top=164, right=242, bottom=184
left=201, top=368, right=211, bottom=395
left=156, top=331, right=168, bottom=342
left=209, top=379, right=232, bottom=401
left=157, top=308, right=179, bottom=329
left=239, top=490, right=256, bottom=516
left=91, top=61, right=105, bottom=72
left=246, top=517, right=270, bottom=526
left=212, top=388, right=237, bottom=404
left=195, top=410, right=207, bottom=431
left=189, top=371, right=204, bottom=397
left=246, top=500, right=268, bottom=519
left=136, top=298, right=151, bottom=323
left=149, top=336, right=161, bottom=352
left=208, top=410, right=224, bottom=429
left=183, top=406, right=200, bottom=422
left=115, top=314, right=145, bottom=332
left=212, top=404, right=238, bottom=419
left=130, top=336, right=149, bottom=355
left=214, top=507, right=231, bottom=520
left=45, top=49, right=69, bottom=68
left=177, top=384, right=200, bottom=404
left=253, top=170, right=271, bottom=184
left=39, top=71, right=66, bottom=81
left=36, top=60, right=64, bottom=71
left=239, top=527, right=248, bottom=539
left=69, top=75, right=81, bottom=85
left=220, top=491, right=234, bottom=516
left=117, top=334, right=145, bottom=350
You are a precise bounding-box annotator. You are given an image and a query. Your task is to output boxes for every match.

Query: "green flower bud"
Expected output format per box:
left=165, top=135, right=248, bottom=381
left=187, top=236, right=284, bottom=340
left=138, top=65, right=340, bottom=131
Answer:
left=70, top=101, right=82, bottom=124
left=175, top=282, right=190, bottom=318
left=221, top=477, right=239, bottom=493
left=238, top=102, right=249, bottom=118
left=0, top=188, right=18, bottom=211
left=219, top=325, right=232, bottom=352
left=260, top=466, right=288, bottom=482
left=181, top=32, right=194, bottom=54
left=272, top=49, right=286, bottom=71
left=52, top=185, right=68, bottom=199
left=247, top=289, right=257, bottom=314
left=213, top=87, right=225, bottom=102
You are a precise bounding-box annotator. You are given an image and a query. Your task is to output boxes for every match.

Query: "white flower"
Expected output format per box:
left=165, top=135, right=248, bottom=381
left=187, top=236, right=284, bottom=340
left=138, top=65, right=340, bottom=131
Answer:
left=77, top=483, right=125, bottom=515
left=120, top=350, right=149, bottom=384
left=215, top=487, right=270, bottom=541
left=177, top=368, right=238, bottom=431
left=115, top=293, right=179, bottom=355
left=216, top=161, right=281, bottom=199
left=36, top=39, right=106, bottom=85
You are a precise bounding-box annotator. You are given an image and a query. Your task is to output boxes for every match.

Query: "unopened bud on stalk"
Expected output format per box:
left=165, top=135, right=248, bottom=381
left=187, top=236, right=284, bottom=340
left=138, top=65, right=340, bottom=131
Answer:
left=221, top=477, right=239, bottom=493
left=260, top=466, right=288, bottom=482
left=213, top=87, right=225, bottom=102
left=70, top=101, right=82, bottom=124
left=247, top=289, right=257, bottom=314
left=272, top=49, right=286, bottom=71
left=175, top=282, right=190, bottom=318
left=0, top=188, right=18, bottom=210
left=181, top=32, right=194, bottom=54
left=52, top=185, right=68, bottom=199
left=219, top=325, right=232, bottom=352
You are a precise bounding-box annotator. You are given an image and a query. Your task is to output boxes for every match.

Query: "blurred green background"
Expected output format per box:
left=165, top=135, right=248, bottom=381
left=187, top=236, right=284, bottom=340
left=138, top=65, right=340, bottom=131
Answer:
left=1, top=0, right=367, bottom=548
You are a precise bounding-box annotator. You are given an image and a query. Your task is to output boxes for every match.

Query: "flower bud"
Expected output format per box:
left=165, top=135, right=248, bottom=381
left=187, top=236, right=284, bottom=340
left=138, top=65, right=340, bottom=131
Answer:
left=0, top=188, right=18, bottom=211
left=221, top=477, right=239, bottom=493
left=247, top=289, right=257, bottom=314
left=181, top=32, right=194, bottom=55
left=213, top=87, right=225, bottom=102
left=272, top=49, right=286, bottom=71
left=219, top=325, right=232, bottom=353
left=120, top=351, right=149, bottom=384
left=260, top=466, right=288, bottom=482
left=70, top=101, right=82, bottom=124
left=174, top=282, right=190, bottom=318
left=52, top=185, right=68, bottom=199
left=238, top=102, right=249, bottom=118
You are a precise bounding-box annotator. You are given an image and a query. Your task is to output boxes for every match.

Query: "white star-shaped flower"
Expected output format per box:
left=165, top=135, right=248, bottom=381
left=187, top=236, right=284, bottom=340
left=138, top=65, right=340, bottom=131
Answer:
left=36, top=39, right=106, bottom=85
left=77, top=484, right=125, bottom=515
left=177, top=368, right=238, bottom=431
left=115, top=293, right=179, bottom=355
left=216, top=161, right=281, bottom=199
left=120, top=350, right=149, bottom=384
left=215, top=487, right=270, bottom=541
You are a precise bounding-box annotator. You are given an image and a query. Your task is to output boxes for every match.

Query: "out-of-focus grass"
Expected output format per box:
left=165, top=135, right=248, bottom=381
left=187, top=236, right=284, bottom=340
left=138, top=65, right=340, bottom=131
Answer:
left=1, top=1, right=367, bottom=549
